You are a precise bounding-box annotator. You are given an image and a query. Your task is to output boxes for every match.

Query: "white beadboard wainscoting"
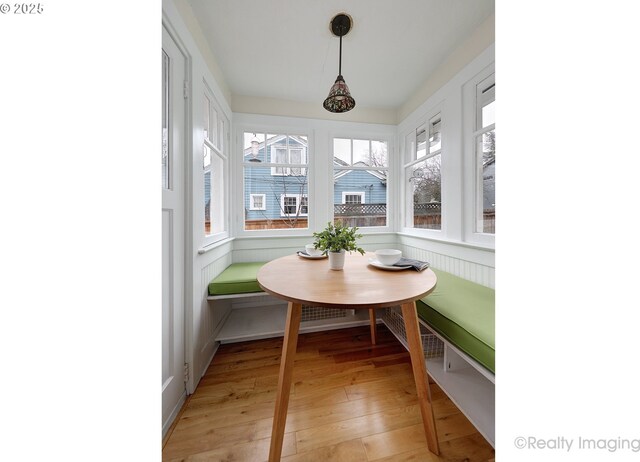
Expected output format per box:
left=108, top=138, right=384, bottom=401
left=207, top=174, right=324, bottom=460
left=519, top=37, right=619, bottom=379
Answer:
left=397, top=234, right=494, bottom=288
left=192, top=233, right=494, bottom=392
left=193, top=240, right=233, bottom=390
left=230, top=233, right=398, bottom=263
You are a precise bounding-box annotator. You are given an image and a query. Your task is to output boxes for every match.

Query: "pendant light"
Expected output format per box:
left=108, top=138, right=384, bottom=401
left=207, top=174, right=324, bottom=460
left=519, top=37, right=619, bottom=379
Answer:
left=323, top=13, right=356, bottom=113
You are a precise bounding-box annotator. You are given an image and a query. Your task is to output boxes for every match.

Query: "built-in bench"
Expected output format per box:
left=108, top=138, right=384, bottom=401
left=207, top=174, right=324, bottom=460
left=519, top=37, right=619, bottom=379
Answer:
left=417, top=268, right=495, bottom=374
left=207, top=262, right=267, bottom=298
left=380, top=267, right=495, bottom=447
left=207, top=262, right=379, bottom=344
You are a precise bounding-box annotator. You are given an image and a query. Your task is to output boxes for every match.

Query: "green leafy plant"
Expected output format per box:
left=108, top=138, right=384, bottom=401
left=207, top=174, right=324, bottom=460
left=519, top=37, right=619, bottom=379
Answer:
left=312, top=221, right=365, bottom=255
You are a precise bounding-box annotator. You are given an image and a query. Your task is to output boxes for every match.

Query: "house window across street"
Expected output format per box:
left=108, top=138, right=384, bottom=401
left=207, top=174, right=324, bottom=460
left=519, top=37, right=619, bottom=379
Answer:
left=250, top=194, right=266, bottom=211
left=280, top=194, right=308, bottom=217
left=342, top=192, right=365, bottom=204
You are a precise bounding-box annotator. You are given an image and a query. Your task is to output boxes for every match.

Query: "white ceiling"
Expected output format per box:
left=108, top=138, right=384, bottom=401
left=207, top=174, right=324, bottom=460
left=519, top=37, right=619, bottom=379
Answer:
left=187, top=0, right=494, bottom=111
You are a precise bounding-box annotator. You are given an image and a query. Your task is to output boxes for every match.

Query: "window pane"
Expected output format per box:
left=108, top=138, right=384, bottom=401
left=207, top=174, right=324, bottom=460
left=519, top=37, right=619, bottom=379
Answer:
left=429, top=116, right=441, bottom=154
left=162, top=51, right=169, bottom=190
left=477, top=130, right=495, bottom=234
left=475, top=74, right=495, bottom=235
left=202, top=144, right=211, bottom=170
left=205, top=153, right=224, bottom=236
left=371, top=141, right=388, bottom=167
left=334, top=138, right=351, bottom=164
left=204, top=169, right=211, bottom=234
left=203, top=95, right=210, bottom=142
left=476, top=76, right=495, bottom=129
left=353, top=139, right=370, bottom=165
left=244, top=165, right=309, bottom=230
left=482, top=100, right=495, bottom=128
left=407, top=156, right=441, bottom=230
left=203, top=144, right=211, bottom=169
left=210, top=107, right=218, bottom=148
left=244, top=132, right=265, bottom=163
left=333, top=168, right=386, bottom=227
left=416, top=124, right=427, bottom=160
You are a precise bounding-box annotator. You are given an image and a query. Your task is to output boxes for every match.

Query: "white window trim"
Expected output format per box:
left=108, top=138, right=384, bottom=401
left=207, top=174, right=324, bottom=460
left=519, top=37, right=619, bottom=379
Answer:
left=462, top=64, right=495, bottom=247
left=402, top=107, right=444, bottom=236
left=280, top=194, right=308, bottom=217
left=249, top=193, right=266, bottom=211
left=202, top=78, right=230, bottom=246
left=342, top=191, right=365, bottom=204
left=236, top=123, right=315, bottom=237
left=331, top=136, right=391, bottom=231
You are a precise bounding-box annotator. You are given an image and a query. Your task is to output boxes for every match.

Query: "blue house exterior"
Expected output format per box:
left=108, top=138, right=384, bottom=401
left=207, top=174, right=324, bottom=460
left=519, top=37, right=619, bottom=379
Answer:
left=243, top=135, right=387, bottom=228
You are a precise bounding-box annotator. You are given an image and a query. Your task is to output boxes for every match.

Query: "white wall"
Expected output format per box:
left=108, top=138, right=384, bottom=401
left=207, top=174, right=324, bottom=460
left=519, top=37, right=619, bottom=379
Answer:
left=397, top=13, right=495, bottom=123
left=163, top=0, right=235, bottom=394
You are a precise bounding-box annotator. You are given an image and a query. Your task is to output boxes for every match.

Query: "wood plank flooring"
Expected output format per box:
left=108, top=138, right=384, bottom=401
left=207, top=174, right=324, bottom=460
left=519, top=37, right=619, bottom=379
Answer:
left=163, top=325, right=495, bottom=461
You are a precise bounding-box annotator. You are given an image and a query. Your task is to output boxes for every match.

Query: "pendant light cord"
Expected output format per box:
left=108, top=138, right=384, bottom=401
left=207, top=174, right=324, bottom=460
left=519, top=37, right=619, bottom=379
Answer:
left=338, top=33, right=343, bottom=76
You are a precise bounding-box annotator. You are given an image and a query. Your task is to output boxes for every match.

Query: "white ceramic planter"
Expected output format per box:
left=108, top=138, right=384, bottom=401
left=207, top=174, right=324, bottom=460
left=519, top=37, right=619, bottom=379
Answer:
left=327, top=250, right=346, bottom=270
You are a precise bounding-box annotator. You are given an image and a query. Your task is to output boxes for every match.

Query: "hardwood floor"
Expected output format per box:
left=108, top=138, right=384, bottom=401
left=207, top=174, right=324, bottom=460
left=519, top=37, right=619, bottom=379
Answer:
left=162, top=325, right=495, bottom=461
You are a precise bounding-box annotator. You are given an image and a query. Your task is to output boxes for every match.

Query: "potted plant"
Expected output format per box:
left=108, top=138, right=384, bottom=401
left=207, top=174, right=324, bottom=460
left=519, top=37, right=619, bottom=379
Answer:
left=312, top=221, right=365, bottom=270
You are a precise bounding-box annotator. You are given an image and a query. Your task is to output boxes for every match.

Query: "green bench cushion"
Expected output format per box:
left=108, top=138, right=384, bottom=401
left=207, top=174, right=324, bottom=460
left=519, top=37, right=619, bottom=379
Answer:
left=417, top=268, right=495, bottom=373
left=208, top=262, right=268, bottom=296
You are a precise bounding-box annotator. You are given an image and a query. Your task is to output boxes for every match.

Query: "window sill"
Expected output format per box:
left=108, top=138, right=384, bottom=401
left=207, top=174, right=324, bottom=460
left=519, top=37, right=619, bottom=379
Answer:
left=396, top=231, right=495, bottom=253
left=197, top=237, right=235, bottom=255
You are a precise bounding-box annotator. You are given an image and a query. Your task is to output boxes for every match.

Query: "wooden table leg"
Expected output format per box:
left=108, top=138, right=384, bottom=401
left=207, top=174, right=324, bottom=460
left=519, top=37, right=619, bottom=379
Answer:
left=269, top=302, right=302, bottom=462
left=369, top=308, right=377, bottom=345
left=401, top=301, right=440, bottom=455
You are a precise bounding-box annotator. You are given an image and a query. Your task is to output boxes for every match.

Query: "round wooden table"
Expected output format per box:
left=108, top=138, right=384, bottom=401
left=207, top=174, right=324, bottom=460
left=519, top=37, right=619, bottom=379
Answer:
left=257, top=252, right=440, bottom=460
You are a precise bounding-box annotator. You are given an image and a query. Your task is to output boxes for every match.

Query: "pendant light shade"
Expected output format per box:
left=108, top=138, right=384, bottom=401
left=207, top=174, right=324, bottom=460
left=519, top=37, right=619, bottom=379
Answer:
left=324, top=14, right=356, bottom=113
left=323, top=75, right=355, bottom=113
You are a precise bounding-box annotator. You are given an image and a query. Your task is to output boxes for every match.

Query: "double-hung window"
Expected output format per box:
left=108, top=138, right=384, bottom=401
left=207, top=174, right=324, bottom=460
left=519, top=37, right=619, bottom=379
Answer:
left=405, top=113, right=442, bottom=230
left=243, top=132, right=309, bottom=231
left=203, top=84, right=228, bottom=241
left=475, top=74, right=495, bottom=234
left=332, top=138, right=388, bottom=228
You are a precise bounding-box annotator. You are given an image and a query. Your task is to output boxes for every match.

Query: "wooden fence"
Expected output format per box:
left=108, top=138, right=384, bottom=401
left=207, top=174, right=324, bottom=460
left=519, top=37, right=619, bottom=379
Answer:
left=242, top=203, right=495, bottom=233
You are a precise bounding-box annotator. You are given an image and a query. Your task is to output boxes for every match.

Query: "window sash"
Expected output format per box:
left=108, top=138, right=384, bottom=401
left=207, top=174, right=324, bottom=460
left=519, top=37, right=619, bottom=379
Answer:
left=269, top=145, right=307, bottom=176
left=342, top=192, right=365, bottom=204
left=279, top=194, right=308, bottom=217
left=250, top=194, right=266, bottom=210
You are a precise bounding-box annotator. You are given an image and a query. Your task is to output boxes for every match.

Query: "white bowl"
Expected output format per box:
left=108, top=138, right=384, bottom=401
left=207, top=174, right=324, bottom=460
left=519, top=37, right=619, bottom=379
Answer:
left=375, top=249, right=402, bottom=266
left=305, top=244, right=323, bottom=257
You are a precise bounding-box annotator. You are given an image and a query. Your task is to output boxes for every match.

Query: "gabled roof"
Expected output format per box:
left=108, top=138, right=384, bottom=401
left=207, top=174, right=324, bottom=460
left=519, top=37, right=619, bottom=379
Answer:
left=243, top=134, right=308, bottom=158
left=333, top=160, right=387, bottom=182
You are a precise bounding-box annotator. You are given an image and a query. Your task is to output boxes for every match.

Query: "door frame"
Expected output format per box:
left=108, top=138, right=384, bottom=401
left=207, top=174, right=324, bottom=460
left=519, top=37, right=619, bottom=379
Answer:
left=162, top=15, right=194, bottom=435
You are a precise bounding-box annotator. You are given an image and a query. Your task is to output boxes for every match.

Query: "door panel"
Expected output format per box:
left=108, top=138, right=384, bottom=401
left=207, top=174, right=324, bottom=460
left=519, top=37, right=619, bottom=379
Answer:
left=162, top=26, right=186, bottom=436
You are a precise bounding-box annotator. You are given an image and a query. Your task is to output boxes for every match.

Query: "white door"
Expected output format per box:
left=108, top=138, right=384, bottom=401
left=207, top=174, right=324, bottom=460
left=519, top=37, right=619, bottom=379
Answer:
left=162, top=26, right=186, bottom=435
